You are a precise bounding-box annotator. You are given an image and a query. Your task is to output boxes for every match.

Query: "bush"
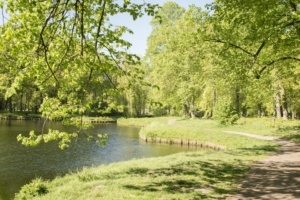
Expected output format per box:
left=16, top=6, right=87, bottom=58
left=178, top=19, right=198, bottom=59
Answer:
left=15, top=178, right=48, bottom=200
left=214, top=100, right=239, bottom=125
left=151, top=106, right=168, bottom=116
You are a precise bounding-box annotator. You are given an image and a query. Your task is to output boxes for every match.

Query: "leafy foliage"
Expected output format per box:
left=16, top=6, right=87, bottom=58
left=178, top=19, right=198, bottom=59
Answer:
left=15, top=178, right=48, bottom=199
left=0, top=0, right=159, bottom=147
left=213, top=100, right=239, bottom=125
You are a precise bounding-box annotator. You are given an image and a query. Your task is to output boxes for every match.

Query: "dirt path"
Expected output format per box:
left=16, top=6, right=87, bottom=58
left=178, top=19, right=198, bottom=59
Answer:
left=224, top=131, right=300, bottom=200
left=222, top=130, right=277, bottom=141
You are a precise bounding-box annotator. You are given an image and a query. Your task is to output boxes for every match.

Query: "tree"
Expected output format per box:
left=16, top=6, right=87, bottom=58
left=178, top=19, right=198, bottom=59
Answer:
left=146, top=2, right=185, bottom=115
left=0, top=0, right=159, bottom=148
left=147, top=3, right=210, bottom=117
left=207, top=0, right=300, bottom=119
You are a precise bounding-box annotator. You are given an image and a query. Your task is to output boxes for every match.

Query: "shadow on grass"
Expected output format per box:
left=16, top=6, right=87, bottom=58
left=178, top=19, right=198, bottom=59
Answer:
left=124, top=179, right=200, bottom=192
left=123, top=159, right=250, bottom=199
left=277, top=125, right=300, bottom=142
left=126, top=167, right=149, bottom=175
left=237, top=144, right=280, bottom=156
left=121, top=143, right=282, bottom=199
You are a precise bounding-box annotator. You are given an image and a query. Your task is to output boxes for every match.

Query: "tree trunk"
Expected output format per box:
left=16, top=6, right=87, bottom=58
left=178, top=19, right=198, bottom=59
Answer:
left=279, top=82, right=288, bottom=120
left=20, top=88, right=23, bottom=112
left=8, top=97, right=13, bottom=113
left=190, top=97, right=195, bottom=118
left=184, top=104, right=189, bottom=117
left=257, top=103, right=262, bottom=118
left=0, top=98, right=3, bottom=111
left=273, top=67, right=288, bottom=120
left=275, top=92, right=282, bottom=118
left=211, top=89, right=216, bottom=118
left=292, top=110, right=296, bottom=119
left=26, top=93, right=29, bottom=111
left=235, top=87, right=240, bottom=116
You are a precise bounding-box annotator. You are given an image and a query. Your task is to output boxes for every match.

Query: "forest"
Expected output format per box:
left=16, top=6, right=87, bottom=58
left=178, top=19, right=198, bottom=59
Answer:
left=0, top=0, right=299, bottom=122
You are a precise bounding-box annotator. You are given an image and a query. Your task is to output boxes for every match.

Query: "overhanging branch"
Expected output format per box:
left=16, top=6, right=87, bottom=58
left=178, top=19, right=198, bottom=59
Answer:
left=206, top=38, right=253, bottom=56
left=95, top=0, right=106, bottom=50
left=258, top=56, right=300, bottom=75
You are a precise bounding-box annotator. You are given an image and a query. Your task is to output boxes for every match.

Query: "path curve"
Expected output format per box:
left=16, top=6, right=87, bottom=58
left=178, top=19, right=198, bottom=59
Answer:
left=223, top=130, right=300, bottom=200
left=222, top=130, right=277, bottom=141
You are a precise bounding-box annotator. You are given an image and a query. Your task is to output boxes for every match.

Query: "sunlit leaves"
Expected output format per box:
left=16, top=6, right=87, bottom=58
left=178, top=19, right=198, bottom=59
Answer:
left=146, top=3, right=210, bottom=116
left=0, top=0, right=159, bottom=148
left=209, top=0, right=300, bottom=76
left=17, top=129, right=78, bottom=150
left=208, top=0, right=300, bottom=118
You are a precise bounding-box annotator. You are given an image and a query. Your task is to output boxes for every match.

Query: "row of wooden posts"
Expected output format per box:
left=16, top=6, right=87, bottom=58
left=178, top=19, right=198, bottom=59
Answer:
left=140, top=135, right=226, bottom=150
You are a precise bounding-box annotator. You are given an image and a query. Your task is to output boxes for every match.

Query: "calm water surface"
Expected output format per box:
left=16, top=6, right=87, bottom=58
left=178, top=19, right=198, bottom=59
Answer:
left=0, top=120, right=198, bottom=199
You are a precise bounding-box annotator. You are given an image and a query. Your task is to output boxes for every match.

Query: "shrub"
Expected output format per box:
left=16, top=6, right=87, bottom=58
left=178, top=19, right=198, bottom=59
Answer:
left=151, top=106, right=168, bottom=116
left=214, top=100, right=239, bottom=125
left=15, top=178, right=48, bottom=200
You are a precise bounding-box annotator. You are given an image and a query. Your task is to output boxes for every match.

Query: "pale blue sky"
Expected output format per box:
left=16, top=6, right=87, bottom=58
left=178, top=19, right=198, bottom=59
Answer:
left=111, top=0, right=213, bottom=56
left=0, top=1, right=213, bottom=56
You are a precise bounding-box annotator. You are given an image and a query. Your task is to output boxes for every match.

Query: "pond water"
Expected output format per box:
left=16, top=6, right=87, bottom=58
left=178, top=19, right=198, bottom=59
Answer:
left=0, top=120, right=198, bottom=199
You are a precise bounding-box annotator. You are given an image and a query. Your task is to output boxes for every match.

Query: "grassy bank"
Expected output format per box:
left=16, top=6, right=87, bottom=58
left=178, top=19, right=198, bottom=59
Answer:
left=81, top=116, right=117, bottom=123
left=117, top=117, right=182, bottom=127
left=120, top=117, right=300, bottom=143
left=0, top=112, right=42, bottom=119
left=15, top=117, right=297, bottom=200
left=139, top=121, right=275, bottom=150
left=0, top=112, right=117, bottom=123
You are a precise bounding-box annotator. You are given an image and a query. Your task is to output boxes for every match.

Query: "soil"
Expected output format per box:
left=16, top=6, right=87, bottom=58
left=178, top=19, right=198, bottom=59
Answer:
left=225, top=131, right=300, bottom=200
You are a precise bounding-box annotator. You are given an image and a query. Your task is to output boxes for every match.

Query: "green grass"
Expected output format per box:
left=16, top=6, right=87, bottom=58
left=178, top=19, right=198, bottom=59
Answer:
left=139, top=121, right=277, bottom=150
left=221, top=117, right=300, bottom=142
left=81, top=116, right=117, bottom=122
left=15, top=146, right=277, bottom=200
left=15, top=117, right=286, bottom=200
left=117, top=117, right=182, bottom=127
left=120, top=117, right=300, bottom=143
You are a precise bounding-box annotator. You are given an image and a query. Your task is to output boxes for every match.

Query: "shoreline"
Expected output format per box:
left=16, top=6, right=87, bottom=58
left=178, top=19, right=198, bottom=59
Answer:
left=0, top=115, right=117, bottom=123
left=140, top=135, right=226, bottom=150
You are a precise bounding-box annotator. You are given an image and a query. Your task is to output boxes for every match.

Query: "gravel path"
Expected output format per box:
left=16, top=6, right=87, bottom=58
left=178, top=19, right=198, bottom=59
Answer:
left=224, top=131, right=300, bottom=200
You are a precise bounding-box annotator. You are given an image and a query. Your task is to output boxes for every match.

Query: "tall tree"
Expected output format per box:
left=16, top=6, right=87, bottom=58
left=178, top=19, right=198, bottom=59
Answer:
left=147, top=3, right=210, bottom=117
left=0, top=0, right=159, bottom=148
left=207, top=0, right=300, bottom=119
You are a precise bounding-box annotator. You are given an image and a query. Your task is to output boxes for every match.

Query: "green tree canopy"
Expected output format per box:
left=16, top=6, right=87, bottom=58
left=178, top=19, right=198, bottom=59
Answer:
left=0, top=0, right=159, bottom=148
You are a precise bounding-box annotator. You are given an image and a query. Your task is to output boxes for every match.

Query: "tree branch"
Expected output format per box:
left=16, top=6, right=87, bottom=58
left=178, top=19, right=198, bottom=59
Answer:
left=38, top=0, right=61, bottom=83
left=80, top=0, right=85, bottom=56
left=95, top=0, right=106, bottom=50
left=258, top=56, right=300, bottom=75
left=40, top=33, right=59, bottom=83
left=206, top=38, right=253, bottom=56
left=95, top=54, right=117, bottom=89
left=266, top=56, right=300, bottom=66
left=101, top=43, right=127, bottom=75
left=287, top=0, right=300, bottom=35
left=289, top=0, right=297, bottom=12
left=254, top=41, right=266, bottom=58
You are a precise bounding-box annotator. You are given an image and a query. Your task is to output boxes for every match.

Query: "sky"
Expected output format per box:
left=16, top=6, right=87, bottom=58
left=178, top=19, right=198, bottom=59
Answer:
left=110, top=0, right=213, bottom=56
left=0, top=0, right=213, bottom=56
